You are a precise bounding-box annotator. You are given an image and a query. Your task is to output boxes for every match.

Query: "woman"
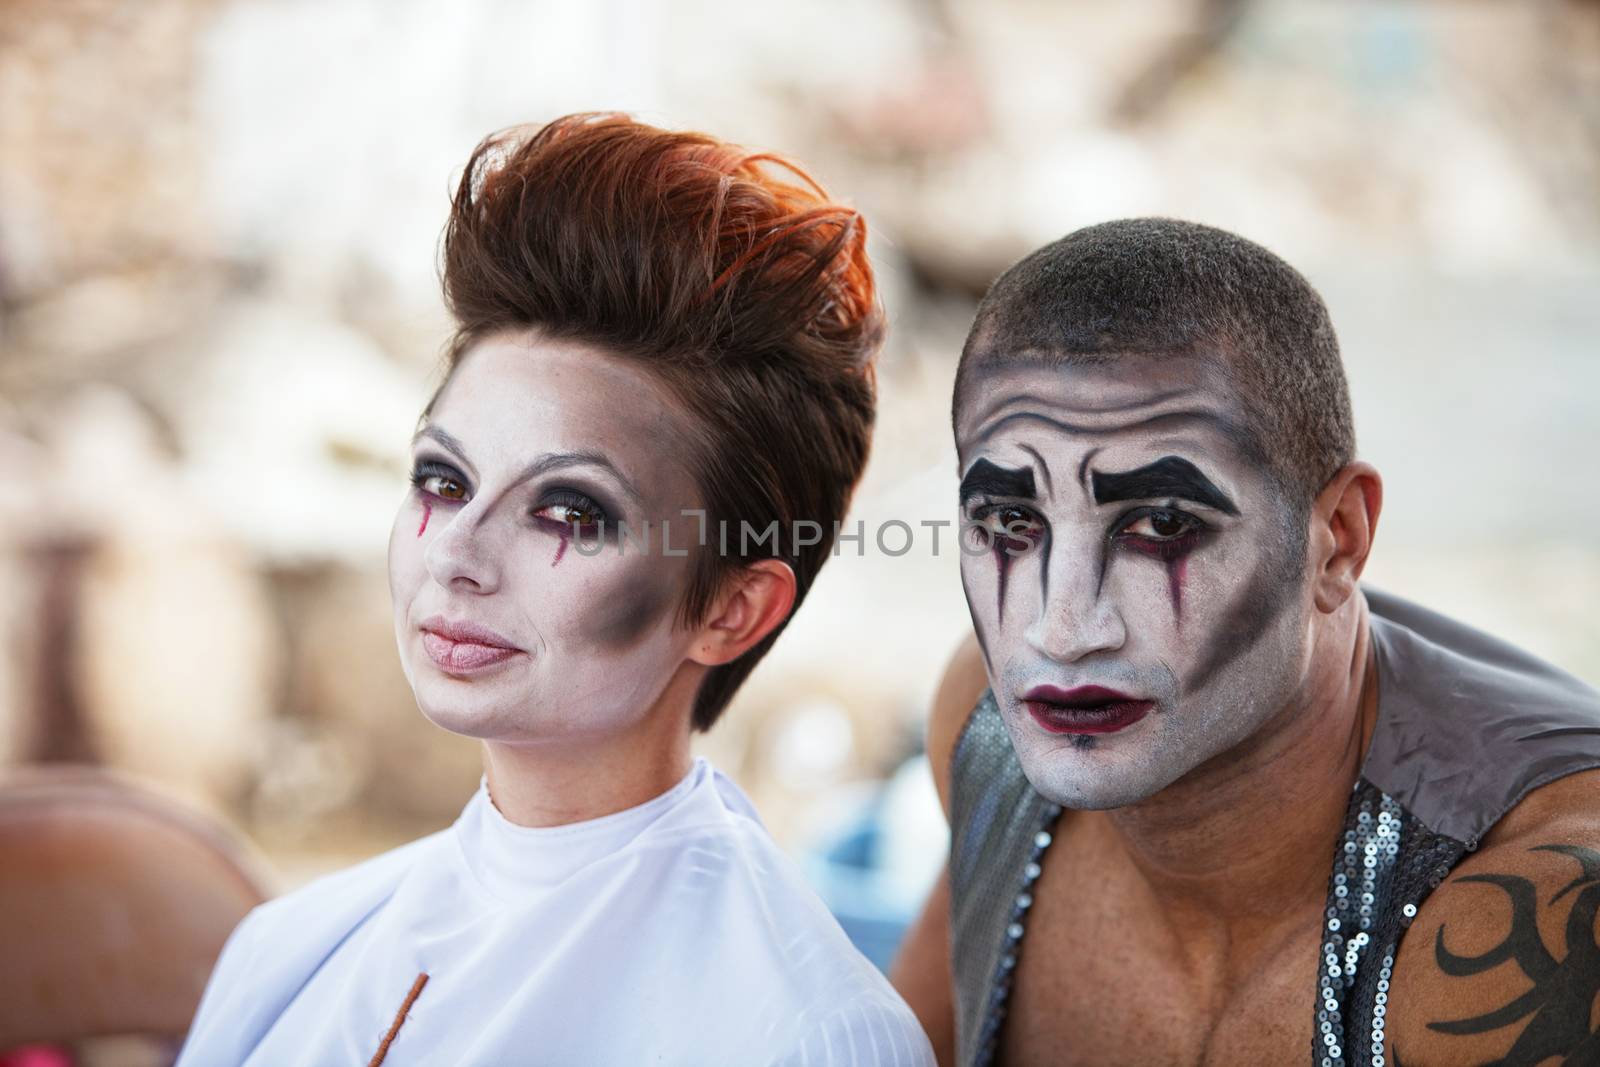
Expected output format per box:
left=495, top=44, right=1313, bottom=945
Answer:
left=175, top=114, right=933, bottom=1066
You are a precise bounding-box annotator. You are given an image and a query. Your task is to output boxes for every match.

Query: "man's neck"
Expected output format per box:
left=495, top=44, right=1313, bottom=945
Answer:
left=1099, top=594, right=1378, bottom=941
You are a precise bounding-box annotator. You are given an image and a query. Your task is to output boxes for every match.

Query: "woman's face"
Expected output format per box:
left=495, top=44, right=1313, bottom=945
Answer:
left=387, top=330, right=707, bottom=744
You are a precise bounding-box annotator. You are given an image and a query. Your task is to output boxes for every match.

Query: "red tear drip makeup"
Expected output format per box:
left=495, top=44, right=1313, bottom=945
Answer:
left=417, top=503, right=432, bottom=537
left=1115, top=514, right=1204, bottom=622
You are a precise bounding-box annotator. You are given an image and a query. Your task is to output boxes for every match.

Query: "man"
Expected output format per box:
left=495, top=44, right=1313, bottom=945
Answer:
left=891, top=218, right=1600, bottom=1066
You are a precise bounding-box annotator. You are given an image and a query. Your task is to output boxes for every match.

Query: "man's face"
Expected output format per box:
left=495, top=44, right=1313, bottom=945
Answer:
left=387, top=330, right=706, bottom=745
left=954, top=353, right=1312, bottom=809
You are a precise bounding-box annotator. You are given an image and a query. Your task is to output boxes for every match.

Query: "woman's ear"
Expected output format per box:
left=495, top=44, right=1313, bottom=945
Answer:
left=687, top=560, right=798, bottom=667
left=1308, top=460, right=1383, bottom=614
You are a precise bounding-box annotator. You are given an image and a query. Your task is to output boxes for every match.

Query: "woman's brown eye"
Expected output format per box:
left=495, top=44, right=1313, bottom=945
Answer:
left=439, top=480, right=465, bottom=500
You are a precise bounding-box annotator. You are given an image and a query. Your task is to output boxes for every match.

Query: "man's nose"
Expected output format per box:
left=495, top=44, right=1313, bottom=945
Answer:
left=1023, top=525, right=1127, bottom=664
left=422, top=497, right=504, bottom=595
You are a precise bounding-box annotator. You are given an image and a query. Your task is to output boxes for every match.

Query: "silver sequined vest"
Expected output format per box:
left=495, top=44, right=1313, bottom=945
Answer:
left=947, top=587, right=1600, bottom=1067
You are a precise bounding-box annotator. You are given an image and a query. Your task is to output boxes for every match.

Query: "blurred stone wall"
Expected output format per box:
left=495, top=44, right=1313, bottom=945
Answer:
left=1, top=0, right=1596, bottom=878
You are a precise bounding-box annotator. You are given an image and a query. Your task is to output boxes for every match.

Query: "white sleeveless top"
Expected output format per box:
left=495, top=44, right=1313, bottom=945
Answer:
left=176, top=758, right=933, bottom=1066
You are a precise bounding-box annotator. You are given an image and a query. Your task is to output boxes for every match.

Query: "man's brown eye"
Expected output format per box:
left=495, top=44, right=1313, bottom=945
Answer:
left=1123, top=510, right=1194, bottom=540
left=1150, top=512, right=1184, bottom=537
left=979, top=505, right=1040, bottom=538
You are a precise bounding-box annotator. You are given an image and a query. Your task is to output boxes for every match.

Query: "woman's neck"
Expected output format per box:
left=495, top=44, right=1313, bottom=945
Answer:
left=479, top=667, right=698, bottom=828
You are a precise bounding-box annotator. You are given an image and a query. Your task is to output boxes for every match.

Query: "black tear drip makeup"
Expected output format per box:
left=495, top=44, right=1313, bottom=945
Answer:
left=958, top=459, right=1040, bottom=621
left=1036, top=526, right=1053, bottom=610
left=1185, top=537, right=1297, bottom=696
left=993, top=536, right=1011, bottom=616
left=991, top=520, right=1043, bottom=617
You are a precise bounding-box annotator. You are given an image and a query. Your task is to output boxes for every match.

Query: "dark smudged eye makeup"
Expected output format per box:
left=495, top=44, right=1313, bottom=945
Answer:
left=408, top=459, right=614, bottom=535
left=409, top=459, right=468, bottom=501
left=968, top=502, right=1045, bottom=550
left=531, top=489, right=610, bottom=533
left=1113, top=507, right=1208, bottom=548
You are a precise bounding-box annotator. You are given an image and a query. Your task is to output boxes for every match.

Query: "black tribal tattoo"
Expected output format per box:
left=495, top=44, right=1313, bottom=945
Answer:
left=1398, top=844, right=1600, bottom=1066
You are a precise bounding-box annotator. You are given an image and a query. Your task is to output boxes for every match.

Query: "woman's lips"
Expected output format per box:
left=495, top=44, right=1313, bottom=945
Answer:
left=421, top=629, right=521, bottom=674
left=1022, top=684, right=1153, bottom=735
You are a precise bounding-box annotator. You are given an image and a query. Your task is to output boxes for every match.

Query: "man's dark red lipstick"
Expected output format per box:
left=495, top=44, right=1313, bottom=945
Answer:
left=1023, top=685, right=1153, bottom=735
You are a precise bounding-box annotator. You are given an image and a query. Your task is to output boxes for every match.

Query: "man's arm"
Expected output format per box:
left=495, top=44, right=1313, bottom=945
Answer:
left=889, top=633, right=990, bottom=1067
left=1386, top=768, right=1600, bottom=1066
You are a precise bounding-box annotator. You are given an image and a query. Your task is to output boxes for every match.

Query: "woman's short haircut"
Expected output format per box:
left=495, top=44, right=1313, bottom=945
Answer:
left=435, top=113, right=883, bottom=731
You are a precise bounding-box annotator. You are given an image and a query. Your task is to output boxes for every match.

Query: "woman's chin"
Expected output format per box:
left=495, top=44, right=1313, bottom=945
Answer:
left=411, top=674, right=525, bottom=739
left=415, top=698, right=517, bottom=740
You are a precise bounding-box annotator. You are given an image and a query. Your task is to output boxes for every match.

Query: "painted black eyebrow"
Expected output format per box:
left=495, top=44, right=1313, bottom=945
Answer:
left=959, top=458, right=1036, bottom=503
left=1090, top=456, right=1239, bottom=515
left=413, top=424, right=644, bottom=507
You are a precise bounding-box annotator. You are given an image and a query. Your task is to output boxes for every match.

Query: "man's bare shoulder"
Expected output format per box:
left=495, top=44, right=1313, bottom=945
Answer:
left=1386, top=767, right=1600, bottom=1065
left=927, top=632, right=989, bottom=817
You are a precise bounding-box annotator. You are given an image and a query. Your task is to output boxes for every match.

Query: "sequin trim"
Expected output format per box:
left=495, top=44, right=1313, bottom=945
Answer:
left=1315, top=787, right=1404, bottom=1066
left=964, top=776, right=1464, bottom=1067
left=971, top=801, right=1062, bottom=1067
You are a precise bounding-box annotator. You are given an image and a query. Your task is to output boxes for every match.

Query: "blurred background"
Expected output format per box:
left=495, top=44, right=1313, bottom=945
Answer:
left=2, top=0, right=1598, bottom=1059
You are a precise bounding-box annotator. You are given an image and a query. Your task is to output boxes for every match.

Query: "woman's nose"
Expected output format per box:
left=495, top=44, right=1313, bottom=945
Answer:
left=422, top=500, right=503, bottom=595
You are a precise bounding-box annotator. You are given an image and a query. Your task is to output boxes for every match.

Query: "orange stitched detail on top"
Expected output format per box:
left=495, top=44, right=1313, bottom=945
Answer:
left=367, top=972, right=429, bottom=1067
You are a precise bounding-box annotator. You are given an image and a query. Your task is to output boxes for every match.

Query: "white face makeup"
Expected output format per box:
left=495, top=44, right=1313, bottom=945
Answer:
left=387, top=331, right=706, bottom=745
left=955, top=354, right=1313, bottom=809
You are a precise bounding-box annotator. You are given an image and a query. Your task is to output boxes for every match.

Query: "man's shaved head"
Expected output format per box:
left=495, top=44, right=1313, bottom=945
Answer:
left=955, top=218, right=1354, bottom=511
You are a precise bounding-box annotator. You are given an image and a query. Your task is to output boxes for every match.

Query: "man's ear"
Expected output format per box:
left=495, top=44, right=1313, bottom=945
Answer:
left=687, top=559, right=798, bottom=667
left=1308, top=460, right=1383, bottom=614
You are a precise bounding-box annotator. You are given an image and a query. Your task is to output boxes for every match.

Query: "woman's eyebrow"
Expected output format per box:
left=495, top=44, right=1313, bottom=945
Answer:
left=1090, top=455, right=1239, bottom=515
left=412, top=424, right=476, bottom=477
left=512, top=451, right=644, bottom=507
left=412, top=425, right=644, bottom=507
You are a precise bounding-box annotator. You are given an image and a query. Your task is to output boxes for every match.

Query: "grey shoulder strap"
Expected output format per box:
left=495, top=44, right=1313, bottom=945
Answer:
left=948, top=690, right=1056, bottom=1066
left=1362, top=586, right=1600, bottom=847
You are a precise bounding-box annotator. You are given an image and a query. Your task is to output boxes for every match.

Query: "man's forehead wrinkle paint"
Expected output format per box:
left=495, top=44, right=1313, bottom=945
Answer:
left=1076, top=447, right=1102, bottom=489
left=958, top=352, right=1237, bottom=422
left=958, top=367, right=1204, bottom=436
left=1017, top=443, right=1054, bottom=497
left=955, top=361, right=1270, bottom=481
left=967, top=409, right=1254, bottom=471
